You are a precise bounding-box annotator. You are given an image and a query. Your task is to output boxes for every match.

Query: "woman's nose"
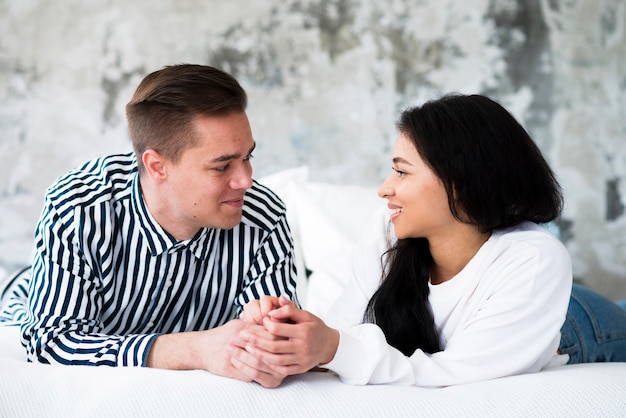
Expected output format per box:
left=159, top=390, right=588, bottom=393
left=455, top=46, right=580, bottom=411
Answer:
left=378, top=176, right=393, bottom=199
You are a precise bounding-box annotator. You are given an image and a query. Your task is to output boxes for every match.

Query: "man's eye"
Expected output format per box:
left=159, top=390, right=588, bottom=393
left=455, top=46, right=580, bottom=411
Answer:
left=216, top=164, right=230, bottom=172
left=244, top=153, right=254, bottom=162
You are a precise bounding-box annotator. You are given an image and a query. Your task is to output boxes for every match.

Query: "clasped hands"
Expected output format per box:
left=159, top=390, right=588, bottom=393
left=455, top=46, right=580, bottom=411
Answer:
left=226, top=295, right=339, bottom=388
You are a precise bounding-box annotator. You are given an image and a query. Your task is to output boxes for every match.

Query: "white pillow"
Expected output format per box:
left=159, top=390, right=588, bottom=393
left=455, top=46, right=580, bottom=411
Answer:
left=256, top=167, right=310, bottom=305
left=257, top=167, right=383, bottom=315
left=290, top=181, right=383, bottom=316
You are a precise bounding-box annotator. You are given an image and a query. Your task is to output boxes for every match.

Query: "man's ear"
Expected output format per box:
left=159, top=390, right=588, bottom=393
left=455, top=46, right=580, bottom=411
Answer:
left=142, top=149, right=167, bottom=183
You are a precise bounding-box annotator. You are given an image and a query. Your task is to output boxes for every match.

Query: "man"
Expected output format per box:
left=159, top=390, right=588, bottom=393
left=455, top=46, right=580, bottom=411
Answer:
left=0, top=64, right=297, bottom=387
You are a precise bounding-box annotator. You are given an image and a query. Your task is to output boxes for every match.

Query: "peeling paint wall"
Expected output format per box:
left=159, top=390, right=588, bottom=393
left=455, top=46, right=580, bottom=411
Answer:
left=1, top=0, right=625, bottom=298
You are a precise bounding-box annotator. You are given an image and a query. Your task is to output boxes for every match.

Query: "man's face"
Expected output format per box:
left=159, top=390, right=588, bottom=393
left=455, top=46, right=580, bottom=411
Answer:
left=157, top=111, right=255, bottom=239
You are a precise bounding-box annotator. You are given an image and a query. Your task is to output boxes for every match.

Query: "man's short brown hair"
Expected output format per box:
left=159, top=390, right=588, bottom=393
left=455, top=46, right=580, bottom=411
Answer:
left=126, top=64, right=248, bottom=171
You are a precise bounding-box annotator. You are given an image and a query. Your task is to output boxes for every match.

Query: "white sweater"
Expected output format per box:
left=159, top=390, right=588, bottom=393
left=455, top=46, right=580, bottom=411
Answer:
left=323, top=210, right=572, bottom=387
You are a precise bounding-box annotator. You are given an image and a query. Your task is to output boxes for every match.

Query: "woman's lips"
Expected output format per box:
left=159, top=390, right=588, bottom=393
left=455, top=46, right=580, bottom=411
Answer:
left=388, top=205, right=403, bottom=221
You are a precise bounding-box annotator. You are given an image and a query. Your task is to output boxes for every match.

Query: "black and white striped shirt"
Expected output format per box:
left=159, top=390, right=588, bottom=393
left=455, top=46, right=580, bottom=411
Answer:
left=4, top=153, right=298, bottom=366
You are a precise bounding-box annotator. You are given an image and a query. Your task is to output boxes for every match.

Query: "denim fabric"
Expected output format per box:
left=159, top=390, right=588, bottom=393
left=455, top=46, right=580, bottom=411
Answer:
left=559, top=284, right=626, bottom=363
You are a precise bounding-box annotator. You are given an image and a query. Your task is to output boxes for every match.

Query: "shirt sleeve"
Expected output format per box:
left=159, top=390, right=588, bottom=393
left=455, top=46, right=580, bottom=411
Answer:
left=323, top=224, right=572, bottom=387
left=235, top=210, right=299, bottom=313
left=0, top=267, right=30, bottom=325
left=20, top=198, right=158, bottom=367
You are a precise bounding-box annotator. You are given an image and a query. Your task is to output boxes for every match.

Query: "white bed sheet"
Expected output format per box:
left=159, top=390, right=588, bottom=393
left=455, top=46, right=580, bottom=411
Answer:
left=2, top=326, right=626, bottom=418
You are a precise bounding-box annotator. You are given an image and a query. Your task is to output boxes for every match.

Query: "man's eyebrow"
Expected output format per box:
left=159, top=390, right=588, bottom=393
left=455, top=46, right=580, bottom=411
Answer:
left=392, top=156, right=412, bottom=165
left=210, top=142, right=256, bottom=163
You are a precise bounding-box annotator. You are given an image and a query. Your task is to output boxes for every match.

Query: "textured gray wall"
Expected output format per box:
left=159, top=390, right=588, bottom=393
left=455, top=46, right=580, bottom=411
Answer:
left=1, top=0, right=625, bottom=299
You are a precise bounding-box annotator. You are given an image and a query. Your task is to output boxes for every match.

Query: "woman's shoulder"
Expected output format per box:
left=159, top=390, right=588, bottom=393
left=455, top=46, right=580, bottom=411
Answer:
left=483, top=221, right=572, bottom=288
left=493, top=221, right=568, bottom=254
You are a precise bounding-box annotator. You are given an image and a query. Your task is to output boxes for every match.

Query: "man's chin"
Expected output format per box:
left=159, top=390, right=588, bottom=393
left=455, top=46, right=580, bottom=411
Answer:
left=213, top=214, right=243, bottom=230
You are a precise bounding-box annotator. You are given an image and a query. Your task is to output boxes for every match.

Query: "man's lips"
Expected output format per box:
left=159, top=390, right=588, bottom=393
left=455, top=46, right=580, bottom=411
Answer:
left=223, top=197, right=245, bottom=208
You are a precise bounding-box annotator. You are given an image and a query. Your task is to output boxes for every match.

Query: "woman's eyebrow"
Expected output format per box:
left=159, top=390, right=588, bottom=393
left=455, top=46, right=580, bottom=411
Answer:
left=392, top=156, right=412, bottom=165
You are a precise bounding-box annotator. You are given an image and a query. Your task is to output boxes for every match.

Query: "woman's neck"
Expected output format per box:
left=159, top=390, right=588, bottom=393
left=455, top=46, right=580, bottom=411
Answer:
left=428, top=227, right=491, bottom=285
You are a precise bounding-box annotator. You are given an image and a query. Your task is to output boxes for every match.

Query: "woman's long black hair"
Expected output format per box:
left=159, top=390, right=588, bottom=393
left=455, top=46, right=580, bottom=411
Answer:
left=363, top=94, right=564, bottom=356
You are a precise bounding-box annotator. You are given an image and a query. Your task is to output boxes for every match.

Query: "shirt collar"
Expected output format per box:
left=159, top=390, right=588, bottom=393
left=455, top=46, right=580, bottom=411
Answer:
left=131, top=174, right=213, bottom=259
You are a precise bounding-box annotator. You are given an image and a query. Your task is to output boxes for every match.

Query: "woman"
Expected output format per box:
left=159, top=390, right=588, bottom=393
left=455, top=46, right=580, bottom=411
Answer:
left=230, top=94, right=626, bottom=387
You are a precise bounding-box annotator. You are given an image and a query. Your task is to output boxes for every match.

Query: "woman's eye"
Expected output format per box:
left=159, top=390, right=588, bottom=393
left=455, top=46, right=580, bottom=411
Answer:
left=392, top=167, right=406, bottom=177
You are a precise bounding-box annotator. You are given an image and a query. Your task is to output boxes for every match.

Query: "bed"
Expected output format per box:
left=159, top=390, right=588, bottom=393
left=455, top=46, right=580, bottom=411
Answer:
left=1, top=167, right=625, bottom=417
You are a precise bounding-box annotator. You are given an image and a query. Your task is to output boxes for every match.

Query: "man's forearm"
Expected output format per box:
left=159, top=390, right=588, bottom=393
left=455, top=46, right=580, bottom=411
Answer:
left=146, top=331, right=204, bottom=369
left=145, top=320, right=253, bottom=382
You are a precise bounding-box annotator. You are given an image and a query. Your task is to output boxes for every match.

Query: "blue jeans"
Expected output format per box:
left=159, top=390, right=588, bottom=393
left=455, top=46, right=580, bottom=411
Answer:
left=559, top=284, right=626, bottom=363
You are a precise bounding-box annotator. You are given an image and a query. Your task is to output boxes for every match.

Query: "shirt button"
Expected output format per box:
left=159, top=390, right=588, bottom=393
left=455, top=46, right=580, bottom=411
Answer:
left=147, top=321, right=154, bottom=328
left=165, top=281, right=172, bottom=288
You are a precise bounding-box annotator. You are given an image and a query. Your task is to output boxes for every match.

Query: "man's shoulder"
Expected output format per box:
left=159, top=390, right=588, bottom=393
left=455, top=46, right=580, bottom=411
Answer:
left=241, top=180, right=287, bottom=231
left=47, top=153, right=137, bottom=209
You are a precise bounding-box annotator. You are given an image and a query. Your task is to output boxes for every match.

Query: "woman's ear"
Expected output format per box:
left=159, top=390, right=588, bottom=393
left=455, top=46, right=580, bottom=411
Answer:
left=142, top=149, right=167, bottom=183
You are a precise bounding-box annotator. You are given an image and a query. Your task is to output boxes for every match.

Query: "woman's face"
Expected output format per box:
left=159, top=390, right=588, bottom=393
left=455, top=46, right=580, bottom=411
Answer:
left=378, top=133, right=457, bottom=240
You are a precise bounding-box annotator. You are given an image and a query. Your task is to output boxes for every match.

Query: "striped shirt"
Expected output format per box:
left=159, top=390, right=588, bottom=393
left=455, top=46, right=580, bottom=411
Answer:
left=1, top=153, right=298, bottom=366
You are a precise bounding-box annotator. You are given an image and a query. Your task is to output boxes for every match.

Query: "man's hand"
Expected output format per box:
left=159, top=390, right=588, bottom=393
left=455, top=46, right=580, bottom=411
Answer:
left=240, top=295, right=281, bottom=325
left=226, top=323, right=289, bottom=388
left=229, top=296, right=340, bottom=377
left=146, top=319, right=287, bottom=387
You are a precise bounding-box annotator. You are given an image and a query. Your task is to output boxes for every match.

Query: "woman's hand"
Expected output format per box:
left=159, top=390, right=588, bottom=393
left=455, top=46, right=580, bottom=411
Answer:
left=230, top=296, right=340, bottom=377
